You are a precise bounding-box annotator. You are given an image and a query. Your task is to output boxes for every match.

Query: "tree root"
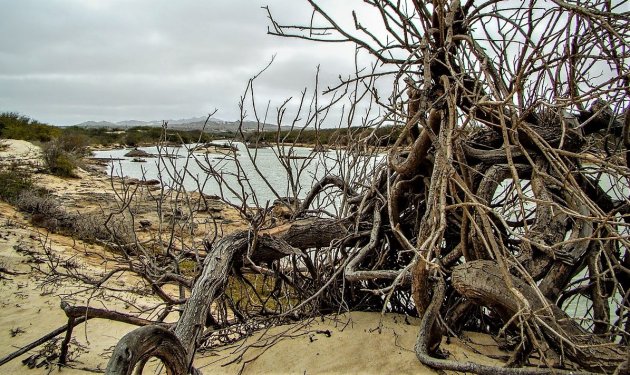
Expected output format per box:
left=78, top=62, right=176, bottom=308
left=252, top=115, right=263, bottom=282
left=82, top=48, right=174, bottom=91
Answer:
left=415, top=275, right=598, bottom=375
left=451, top=260, right=626, bottom=373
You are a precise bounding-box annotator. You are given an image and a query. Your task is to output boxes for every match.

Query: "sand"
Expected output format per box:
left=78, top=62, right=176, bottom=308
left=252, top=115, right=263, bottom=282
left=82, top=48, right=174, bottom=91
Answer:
left=0, top=139, right=507, bottom=374
left=0, top=202, right=144, bottom=374
left=195, top=312, right=505, bottom=374
left=0, top=139, right=41, bottom=159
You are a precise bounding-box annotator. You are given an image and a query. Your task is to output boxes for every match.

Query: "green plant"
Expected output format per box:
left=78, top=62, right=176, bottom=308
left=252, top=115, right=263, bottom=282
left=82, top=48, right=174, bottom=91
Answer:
left=57, top=132, right=91, bottom=156
left=41, top=140, right=80, bottom=177
left=0, top=168, right=35, bottom=203
left=124, top=131, right=143, bottom=147
left=178, top=259, right=199, bottom=277
left=0, top=112, right=60, bottom=142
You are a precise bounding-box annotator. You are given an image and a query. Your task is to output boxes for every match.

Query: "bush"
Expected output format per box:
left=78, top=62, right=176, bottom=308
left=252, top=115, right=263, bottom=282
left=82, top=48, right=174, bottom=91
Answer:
left=0, top=167, right=36, bottom=203
left=15, top=190, right=63, bottom=219
left=57, top=132, right=91, bottom=156
left=41, top=140, right=80, bottom=177
left=124, top=131, right=143, bottom=147
left=0, top=112, right=60, bottom=142
left=15, top=189, right=133, bottom=244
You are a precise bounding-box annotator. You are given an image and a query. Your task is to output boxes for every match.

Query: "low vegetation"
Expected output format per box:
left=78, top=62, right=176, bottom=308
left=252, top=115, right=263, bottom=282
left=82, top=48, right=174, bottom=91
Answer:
left=0, top=166, right=129, bottom=247
left=0, top=112, right=225, bottom=147
left=0, top=167, right=39, bottom=203
left=1, top=112, right=402, bottom=154
left=0, top=112, right=61, bottom=142
left=239, top=124, right=403, bottom=147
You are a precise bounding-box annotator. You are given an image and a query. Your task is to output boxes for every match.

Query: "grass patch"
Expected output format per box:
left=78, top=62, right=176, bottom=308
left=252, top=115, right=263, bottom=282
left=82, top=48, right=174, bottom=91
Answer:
left=179, top=259, right=199, bottom=277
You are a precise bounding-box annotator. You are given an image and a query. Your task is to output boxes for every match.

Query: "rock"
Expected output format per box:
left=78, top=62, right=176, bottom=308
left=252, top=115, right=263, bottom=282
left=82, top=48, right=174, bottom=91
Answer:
left=139, top=220, right=152, bottom=230
left=124, top=178, right=160, bottom=186
left=141, top=179, right=160, bottom=186
left=124, top=149, right=153, bottom=158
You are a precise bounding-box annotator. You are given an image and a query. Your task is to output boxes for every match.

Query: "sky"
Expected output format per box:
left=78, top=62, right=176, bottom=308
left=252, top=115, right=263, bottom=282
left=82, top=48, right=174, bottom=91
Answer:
left=0, top=0, right=371, bottom=126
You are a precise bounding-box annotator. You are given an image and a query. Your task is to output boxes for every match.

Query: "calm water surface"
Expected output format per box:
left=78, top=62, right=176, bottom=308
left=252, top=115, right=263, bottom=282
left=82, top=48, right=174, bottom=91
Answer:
left=92, top=141, right=383, bottom=210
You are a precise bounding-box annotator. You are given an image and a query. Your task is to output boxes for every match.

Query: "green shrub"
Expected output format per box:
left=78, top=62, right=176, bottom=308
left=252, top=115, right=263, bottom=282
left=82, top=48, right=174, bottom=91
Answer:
left=0, top=168, right=35, bottom=203
left=0, top=112, right=60, bottom=142
left=124, top=131, right=143, bottom=147
left=179, top=259, right=199, bottom=277
left=57, top=131, right=91, bottom=156
left=41, top=140, right=80, bottom=177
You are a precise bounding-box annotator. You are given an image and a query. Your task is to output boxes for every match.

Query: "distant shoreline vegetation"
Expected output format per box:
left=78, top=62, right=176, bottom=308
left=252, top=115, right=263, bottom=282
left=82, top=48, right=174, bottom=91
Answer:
left=0, top=112, right=403, bottom=150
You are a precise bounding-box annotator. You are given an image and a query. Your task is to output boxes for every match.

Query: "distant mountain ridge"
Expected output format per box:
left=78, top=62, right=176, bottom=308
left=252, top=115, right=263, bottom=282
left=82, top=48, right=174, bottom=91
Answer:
left=71, top=117, right=285, bottom=132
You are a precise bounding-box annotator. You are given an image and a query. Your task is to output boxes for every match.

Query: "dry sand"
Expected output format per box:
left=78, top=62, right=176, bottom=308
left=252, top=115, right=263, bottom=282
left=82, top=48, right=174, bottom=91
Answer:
left=0, top=139, right=41, bottom=160
left=0, top=202, right=148, bottom=374
left=195, top=312, right=505, bottom=374
left=0, top=139, right=508, bottom=374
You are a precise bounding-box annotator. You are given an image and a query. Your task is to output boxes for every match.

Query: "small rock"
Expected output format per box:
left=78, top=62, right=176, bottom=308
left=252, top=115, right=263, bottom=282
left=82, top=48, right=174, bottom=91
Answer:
left=124, top=149, right=153, bottom=158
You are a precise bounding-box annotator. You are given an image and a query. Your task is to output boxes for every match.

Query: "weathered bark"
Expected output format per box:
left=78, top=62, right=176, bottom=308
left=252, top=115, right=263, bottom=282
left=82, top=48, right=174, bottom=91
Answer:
left=298, top=175, right=357, bottom=214
left=105, top=218, right=349, bottom=373
left=389, top=109, right=442, bottom=177
left=61, top=302, right=157, bottom=327
left=414, top=275, right=590, bottom=375
left=538, top=192, right=593, bottom=300
left=452, top=260, right=626, bottom=373
left=105, top=325, right=188, bottom=375
left=173, top=232, right=247, bottom=363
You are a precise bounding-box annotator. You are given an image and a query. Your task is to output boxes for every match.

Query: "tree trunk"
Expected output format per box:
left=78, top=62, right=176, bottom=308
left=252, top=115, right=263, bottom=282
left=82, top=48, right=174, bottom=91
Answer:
left=451, top=260, right=626, bottom=373
left=105, top=218, right=348, bottom=373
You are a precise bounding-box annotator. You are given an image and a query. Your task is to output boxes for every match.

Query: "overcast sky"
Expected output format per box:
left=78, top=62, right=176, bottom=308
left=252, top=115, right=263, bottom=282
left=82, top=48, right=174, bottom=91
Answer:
left=0, top=0, right=370, bottom=125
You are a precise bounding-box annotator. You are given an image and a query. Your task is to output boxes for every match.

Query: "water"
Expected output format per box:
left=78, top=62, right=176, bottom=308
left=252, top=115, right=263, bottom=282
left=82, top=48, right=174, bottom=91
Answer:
left=491, top=170, right=629, bottom=327
left=92, top=141, right=384, bottom=211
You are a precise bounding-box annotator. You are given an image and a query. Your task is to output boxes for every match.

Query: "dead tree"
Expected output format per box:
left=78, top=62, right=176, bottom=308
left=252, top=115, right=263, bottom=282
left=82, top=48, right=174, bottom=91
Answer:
left=21, top=0, right=625, bottom=374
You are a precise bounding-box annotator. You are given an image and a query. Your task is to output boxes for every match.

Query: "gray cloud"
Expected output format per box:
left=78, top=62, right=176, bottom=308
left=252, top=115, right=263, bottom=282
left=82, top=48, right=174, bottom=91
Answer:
left=0, top=0, right=365, bottom=125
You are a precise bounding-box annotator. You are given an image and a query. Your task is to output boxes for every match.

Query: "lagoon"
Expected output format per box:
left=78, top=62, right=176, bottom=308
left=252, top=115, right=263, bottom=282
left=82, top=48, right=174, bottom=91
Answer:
left=92, top=141, right=384, bottom=211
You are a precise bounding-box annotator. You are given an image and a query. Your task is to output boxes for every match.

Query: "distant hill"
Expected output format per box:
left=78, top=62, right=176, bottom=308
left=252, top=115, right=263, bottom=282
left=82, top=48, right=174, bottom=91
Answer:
left=71, top=117, right=287, bottom=132
left=73, top=120, right=119, bottom=128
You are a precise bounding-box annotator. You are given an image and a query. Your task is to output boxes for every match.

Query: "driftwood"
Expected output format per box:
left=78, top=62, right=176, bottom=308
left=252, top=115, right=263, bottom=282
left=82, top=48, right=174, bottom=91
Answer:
left=413, top=276, right=595, bottom=375
left=105, top=325, right=187, bottom=375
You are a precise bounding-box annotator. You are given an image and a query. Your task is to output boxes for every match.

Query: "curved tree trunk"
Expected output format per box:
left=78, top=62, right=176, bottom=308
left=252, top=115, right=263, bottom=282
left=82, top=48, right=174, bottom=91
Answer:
left=105, top=218, right=348, bottom=373
left=105, top=325, right=188, bottom=375
left=451, top=260, right=626, bottom=373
